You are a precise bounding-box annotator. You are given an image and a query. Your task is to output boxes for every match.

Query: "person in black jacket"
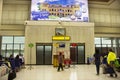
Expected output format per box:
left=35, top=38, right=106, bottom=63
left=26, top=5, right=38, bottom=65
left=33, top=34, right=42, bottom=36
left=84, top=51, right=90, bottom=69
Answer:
left=94, top=49, right=101, bottom=75
left=9, top=54, right=15, bottom=70
left=15, top=55, right=20, bottom=72
left=0, top=54, right=4, bottom=66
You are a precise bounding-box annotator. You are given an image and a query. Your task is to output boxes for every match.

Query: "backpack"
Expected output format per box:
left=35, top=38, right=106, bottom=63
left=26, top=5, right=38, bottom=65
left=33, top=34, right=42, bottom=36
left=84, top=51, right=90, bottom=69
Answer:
left=114, top=59, right=120, bottom=68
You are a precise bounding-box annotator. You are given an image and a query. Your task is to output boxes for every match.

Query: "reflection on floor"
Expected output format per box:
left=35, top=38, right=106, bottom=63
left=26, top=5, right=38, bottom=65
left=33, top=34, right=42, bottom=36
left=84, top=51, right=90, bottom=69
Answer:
left=0, top=65, right=120, bottom=80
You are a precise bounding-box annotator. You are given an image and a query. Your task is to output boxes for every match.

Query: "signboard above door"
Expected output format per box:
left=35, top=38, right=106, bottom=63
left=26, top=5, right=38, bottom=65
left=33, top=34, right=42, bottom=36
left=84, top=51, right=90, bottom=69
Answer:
left=52, top=36, right=70, bottom=41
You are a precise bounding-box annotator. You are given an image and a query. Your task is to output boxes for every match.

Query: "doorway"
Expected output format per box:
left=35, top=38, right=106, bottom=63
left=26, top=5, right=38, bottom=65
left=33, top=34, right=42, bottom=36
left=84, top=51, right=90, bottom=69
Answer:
left=36, top=43, right=52, bottom=65
left=70, top=43, right=85, bottom=64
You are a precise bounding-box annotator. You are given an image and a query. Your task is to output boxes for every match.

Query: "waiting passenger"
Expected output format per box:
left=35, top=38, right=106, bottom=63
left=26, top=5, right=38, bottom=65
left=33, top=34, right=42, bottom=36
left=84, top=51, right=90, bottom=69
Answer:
left=107, top=49, right=117, bottom=77
left=102, top=52, right=108, bottom=74
left=19, top=54, right=25, bottom=68
left=15, top=55, right=20, bottom=72
left=0, top=54, right=4, bottom=66
left=4, top=57, right=11, bottom=68
left=9, top=54, right=15, bottom=70
left=93, top=49, right=101, bottom=75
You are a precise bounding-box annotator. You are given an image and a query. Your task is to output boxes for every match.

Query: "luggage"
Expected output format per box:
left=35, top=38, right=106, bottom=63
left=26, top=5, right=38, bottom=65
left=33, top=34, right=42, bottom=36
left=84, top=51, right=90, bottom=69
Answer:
left=114, top=59, right=120, bottom=72
left=8, top=70, right=16, bottom=80
left=114, top=59, right=120, bottom=68
left=105, top=65, right=115, bottom=74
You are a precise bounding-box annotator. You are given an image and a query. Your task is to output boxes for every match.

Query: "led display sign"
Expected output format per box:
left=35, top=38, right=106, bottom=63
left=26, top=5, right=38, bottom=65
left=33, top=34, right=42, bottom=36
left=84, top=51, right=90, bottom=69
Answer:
left=52, top=36, right=70, bottom=41
left=31, top=0, right=89, bottom=22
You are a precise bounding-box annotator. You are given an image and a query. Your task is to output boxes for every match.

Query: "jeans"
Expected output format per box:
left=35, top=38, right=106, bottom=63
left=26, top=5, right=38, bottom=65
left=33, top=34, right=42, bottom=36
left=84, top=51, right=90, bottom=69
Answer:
left=57, top=63, right=63, bottom=71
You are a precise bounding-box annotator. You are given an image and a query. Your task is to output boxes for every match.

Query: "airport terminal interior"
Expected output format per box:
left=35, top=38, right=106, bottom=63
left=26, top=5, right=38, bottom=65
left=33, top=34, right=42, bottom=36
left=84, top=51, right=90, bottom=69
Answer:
left=0, top=0, right=120, bottom=80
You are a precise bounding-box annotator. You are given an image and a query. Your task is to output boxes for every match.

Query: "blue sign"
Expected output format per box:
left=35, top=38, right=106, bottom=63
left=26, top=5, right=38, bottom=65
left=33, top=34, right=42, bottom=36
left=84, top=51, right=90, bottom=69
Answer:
left=31, top=10, right=49, bottom=20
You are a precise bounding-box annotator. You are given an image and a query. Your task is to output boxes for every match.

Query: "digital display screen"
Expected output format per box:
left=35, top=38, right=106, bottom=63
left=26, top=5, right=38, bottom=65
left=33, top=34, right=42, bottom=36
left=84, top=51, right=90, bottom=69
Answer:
left=58, top=42, right=65, bottom=48
left=31, top=0, right=89, bottom=22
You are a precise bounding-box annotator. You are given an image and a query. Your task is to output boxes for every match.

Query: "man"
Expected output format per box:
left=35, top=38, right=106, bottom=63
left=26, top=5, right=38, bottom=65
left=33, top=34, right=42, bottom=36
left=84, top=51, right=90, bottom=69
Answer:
left=107, top=49, right=117, bottom=77
left=94, top=49, right=101, bottom=75
left=57, top=52, right=64, bottom=71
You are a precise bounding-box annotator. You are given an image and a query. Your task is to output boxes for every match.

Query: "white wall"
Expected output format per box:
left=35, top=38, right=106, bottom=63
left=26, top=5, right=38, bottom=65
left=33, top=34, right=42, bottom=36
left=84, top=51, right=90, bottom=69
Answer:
left=24, top=21, right=94, bottom=64
left=0, top=0, right=120, bottom=64
left=89, top=0, right=120, bottom=36
left=1, top=0, right=30, bottom=24
left=0, top=25, right=25, bottom=36
left=89, top=8, right=120, bottom=27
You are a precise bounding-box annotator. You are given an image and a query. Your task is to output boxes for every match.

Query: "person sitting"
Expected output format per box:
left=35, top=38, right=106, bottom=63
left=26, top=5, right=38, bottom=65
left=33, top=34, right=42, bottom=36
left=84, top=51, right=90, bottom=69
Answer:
left=0, top=54, right=4, bottom=66
left=9, top=54, right=15, bottom=71
left=4, top=58, right=11, bottom=68
left=19, top=54, right=25, bottom=68
left=107, top=49, right=117, bottom=77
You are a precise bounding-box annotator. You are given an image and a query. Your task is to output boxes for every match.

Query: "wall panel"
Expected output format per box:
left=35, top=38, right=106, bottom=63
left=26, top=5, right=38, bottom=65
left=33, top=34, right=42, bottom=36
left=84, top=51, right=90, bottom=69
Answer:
left=24, top=21, right=94, bottom=64
left=2, top=4, right=29, bottom=24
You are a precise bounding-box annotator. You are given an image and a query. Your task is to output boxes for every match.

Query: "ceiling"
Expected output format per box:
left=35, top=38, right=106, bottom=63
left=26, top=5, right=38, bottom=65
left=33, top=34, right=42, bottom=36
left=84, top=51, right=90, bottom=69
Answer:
left=6, top=0, right=111, bottom=3
left=89, top=0, right=110, bottom=2
left=9, top=0, right=111, bottom=2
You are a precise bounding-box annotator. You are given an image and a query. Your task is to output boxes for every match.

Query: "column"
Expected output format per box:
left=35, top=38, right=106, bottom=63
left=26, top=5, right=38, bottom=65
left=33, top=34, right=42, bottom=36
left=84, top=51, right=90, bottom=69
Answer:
left=0, top=36, right=2, bottom=55
left=0, top=0, right=3, bottom=54
left=0, top=0, right=3, bottom=25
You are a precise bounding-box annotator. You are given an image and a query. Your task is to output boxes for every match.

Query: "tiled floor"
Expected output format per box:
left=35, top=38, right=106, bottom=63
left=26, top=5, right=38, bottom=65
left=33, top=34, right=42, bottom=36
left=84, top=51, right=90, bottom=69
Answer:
left=1, top=65, right=120, bottom=80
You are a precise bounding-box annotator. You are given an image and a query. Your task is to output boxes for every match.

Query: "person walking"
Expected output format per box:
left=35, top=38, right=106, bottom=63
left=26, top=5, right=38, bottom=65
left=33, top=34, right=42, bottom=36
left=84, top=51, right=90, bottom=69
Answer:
left=107, top=49, right=117, bottom=77
left=94, top=49, right=101, bottom=75
left=57, top=52, right=64, bottom=72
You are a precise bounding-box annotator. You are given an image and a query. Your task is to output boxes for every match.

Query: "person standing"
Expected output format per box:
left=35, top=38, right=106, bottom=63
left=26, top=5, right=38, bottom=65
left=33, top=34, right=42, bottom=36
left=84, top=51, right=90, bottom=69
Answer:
left=15, top=55, right=20, bottom=72
left=94, top=49, right=101, bottom=75
left=107, top=49, right=117, bottom=77
left=9, top=54, right=15, bottom=71
left=57, top=52, right=64, bottom=72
